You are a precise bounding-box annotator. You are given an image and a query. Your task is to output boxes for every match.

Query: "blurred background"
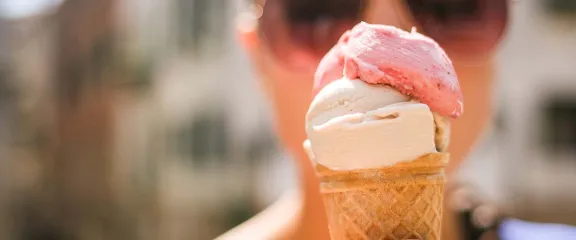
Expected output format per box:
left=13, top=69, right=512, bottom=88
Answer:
left=0, top=0, right=574, bottom=239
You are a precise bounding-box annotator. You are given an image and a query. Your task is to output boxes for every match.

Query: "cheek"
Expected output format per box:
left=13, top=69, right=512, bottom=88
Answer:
left=269, top=74, right=314, bottom=151
left=254, top=48, right=313, bottom=127
left=446, top=62, right=494, bottom=173
left=250, top=43, right=319, bottom=152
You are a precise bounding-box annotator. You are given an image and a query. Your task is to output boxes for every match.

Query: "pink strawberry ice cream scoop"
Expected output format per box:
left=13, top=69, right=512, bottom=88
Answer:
left=314, top=22, right=463, bottom=118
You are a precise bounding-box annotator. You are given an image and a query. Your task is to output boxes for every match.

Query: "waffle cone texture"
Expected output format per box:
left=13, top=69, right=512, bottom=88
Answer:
left=315, top=153, right=448, bottom=240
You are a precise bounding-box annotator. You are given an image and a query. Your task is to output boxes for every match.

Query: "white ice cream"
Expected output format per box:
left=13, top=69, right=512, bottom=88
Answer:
left=305, top=78, right=449, bottom=170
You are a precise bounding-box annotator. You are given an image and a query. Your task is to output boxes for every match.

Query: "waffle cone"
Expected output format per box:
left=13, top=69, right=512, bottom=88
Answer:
left=315, top=153, right=448, bottom=240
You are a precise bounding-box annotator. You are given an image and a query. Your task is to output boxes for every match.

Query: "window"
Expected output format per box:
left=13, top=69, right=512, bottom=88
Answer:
left=544, top=0, right=576, bottom=15
left=246, top=129, right=278, bottom=164
left=0, top=65, right=15, bottom=100
left=542, top=98, right=576, bottom=152
left=176, top=0, right=228, bottom=56
left=494, top=108, right=507, bottom=134
left=176, top=0, right=205, bottom=51
left=176, top=110, right=229, bottom=166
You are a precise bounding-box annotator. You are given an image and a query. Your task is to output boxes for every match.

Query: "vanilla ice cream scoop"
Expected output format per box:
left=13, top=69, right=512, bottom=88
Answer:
left=306, top=78, right=449, bottom=170
left=307, top=77, right=409, bottom=127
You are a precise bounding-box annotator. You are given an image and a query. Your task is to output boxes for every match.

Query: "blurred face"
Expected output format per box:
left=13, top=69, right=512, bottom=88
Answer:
left=238, top=0, right=508, bottom=164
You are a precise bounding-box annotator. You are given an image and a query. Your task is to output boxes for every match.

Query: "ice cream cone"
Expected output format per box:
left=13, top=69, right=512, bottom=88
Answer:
left=315, top=153, right=448, bottom=240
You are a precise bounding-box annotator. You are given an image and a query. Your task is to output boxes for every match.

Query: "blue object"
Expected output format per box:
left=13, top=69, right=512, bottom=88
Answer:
left=500, top=219, right=576, bottom=240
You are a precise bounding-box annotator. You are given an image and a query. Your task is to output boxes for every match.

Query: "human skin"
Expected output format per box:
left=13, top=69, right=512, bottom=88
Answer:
left=218, top=0, right=494, bottom=239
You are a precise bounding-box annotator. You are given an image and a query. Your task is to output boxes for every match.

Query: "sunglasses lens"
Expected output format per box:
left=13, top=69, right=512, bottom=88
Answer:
left=259, top=0, right=365, bottom=70
left=406, top=0, right=508, bottom=56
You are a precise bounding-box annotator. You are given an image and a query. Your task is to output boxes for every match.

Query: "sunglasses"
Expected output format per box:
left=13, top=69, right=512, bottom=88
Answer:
left=253, top=0, right=509, bottom=69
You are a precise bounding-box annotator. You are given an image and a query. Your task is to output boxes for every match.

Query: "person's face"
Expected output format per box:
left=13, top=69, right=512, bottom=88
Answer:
left=237, top=0, right=507, bottom=160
